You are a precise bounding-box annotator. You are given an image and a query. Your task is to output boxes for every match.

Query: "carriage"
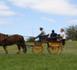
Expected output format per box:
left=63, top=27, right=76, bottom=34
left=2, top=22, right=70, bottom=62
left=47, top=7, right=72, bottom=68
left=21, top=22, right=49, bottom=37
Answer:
left=26, top=35, right=63, bottom=54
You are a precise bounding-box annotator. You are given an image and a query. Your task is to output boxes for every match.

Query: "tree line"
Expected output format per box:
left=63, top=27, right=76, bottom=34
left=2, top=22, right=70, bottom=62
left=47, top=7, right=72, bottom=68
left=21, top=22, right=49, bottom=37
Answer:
left=66, top=25, right=77, bottom=41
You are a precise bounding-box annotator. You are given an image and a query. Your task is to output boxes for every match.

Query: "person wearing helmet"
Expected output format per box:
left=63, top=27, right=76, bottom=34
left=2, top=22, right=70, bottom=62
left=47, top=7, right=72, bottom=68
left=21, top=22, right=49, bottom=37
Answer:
left=35, top=27, right=46, bottom=42
left=39, top=27, right=45, bottom=36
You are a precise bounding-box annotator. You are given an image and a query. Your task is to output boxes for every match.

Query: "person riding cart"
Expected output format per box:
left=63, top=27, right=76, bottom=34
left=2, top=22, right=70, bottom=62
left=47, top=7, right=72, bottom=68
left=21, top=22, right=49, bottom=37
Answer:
left=50, top=30, right=57, bottom=41
left=35, top=27, right=48, bottom=42
left=60, top=28, right=66, bottom=46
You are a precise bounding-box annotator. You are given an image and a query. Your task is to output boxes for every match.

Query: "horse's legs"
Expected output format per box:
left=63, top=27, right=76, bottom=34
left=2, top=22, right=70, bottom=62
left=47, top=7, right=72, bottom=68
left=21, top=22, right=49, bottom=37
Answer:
left=3, top=46, right=8, bottom=54
left=23, top=45, right=27, bottom=53
left=21, top=45, right=27, bottom=53
left=24, top=45, right=27, bottom=53
left=17, top=45, right=21, bottom=54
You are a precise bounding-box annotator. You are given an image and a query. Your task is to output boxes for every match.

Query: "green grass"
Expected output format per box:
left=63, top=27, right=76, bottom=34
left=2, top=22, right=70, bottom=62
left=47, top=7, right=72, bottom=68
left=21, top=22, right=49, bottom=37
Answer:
left=0, top=41, right=77, bottom=70
left=0, top=54, right=77, bottom=70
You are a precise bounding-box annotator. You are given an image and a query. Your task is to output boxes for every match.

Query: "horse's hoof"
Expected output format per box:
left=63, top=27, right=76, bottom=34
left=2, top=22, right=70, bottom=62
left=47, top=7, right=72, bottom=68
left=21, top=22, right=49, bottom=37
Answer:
left=16, top=52, right=20, bottom=54
left=5, top=52, right=8, bottom=54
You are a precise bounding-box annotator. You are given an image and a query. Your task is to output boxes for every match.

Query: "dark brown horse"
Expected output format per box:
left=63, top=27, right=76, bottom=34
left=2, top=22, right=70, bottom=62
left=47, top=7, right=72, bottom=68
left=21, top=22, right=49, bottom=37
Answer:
left=0, top=33, right=27, bottom=54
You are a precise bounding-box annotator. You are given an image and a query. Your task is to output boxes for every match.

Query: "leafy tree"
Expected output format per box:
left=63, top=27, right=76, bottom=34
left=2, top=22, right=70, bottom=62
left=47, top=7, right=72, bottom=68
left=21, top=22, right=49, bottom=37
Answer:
left=66, top=25, right=77, bottom=40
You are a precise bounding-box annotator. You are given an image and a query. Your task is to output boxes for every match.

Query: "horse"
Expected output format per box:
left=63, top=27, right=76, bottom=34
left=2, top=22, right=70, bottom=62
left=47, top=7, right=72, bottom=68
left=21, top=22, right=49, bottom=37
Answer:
left=0, top=33, right=27, bottom=54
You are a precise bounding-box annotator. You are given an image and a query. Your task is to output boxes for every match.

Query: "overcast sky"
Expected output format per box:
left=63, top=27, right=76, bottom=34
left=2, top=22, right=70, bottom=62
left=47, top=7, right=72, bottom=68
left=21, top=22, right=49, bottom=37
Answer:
left=0, top=0, right=77, bottom=37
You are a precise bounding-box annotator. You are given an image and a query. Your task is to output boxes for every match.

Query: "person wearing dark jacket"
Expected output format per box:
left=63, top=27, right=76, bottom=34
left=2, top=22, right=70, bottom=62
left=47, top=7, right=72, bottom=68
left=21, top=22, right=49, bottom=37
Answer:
left=50, top=30, right=57, bottom=41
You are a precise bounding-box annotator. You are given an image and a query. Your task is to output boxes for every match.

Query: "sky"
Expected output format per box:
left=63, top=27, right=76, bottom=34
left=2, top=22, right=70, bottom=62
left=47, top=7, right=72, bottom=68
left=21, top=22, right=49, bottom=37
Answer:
left=0, top=0, right=77, bottom=37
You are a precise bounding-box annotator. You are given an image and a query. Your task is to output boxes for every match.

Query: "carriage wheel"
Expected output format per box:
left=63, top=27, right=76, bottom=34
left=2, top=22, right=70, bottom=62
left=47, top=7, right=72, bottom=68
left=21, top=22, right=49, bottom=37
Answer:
left=47, top=42, right=63, bottom=54
left=32, top=42, right=43, bottom=54
left=48, top=46, right=62, bottom=54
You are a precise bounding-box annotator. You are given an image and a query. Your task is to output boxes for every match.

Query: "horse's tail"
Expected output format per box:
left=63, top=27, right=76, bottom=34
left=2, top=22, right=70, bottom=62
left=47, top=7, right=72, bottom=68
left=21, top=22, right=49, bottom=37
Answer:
left=19, top=35, right=27, bottom=53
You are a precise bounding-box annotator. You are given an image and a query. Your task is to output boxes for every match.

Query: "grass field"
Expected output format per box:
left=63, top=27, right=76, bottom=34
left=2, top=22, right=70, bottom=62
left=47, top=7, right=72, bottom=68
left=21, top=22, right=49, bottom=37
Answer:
left=0, top=41, right=77, bottom=70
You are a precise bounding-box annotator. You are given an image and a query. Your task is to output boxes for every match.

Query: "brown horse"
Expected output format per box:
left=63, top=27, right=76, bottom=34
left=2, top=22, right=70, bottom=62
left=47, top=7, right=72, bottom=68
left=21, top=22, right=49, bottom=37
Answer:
left=0, top=33, right=27, bottom=54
